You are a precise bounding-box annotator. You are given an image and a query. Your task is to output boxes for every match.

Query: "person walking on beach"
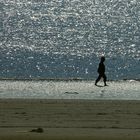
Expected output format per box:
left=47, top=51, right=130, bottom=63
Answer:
left=95, top=56, right=107, bottom=86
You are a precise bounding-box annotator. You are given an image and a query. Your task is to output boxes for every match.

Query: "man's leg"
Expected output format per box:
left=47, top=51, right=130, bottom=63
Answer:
left=103, top=74, right=107, bottom=86
left=95, top=75, right=101, bottom=85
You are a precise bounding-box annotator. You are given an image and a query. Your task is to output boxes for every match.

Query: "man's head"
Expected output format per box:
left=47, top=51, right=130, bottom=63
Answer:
left=101, top=56, right=105, bottom=62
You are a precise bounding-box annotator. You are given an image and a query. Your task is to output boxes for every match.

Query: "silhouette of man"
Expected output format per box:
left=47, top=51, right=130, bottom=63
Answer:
left=95, top=56, right=107, bottom=86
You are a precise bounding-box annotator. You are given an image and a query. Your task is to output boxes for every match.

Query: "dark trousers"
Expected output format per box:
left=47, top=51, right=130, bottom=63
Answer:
left=95, top=73, right=107, bottom=85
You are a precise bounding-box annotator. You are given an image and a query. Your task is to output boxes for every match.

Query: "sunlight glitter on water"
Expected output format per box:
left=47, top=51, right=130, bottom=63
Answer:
left=0, top=0, right=140, bottom=80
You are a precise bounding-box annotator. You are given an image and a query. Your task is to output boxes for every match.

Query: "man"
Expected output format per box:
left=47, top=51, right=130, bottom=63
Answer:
left=95, top=56, right=107, bottom=86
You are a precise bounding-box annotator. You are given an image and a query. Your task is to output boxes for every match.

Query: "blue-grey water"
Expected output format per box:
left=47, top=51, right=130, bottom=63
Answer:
left=0, top=0, right=140, bottom=80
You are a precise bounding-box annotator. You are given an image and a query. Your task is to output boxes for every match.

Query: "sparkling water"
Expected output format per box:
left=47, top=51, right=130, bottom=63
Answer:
left=0, top=0, right=140, bottom=80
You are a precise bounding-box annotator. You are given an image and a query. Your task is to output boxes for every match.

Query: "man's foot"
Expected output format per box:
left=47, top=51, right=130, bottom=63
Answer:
left=104, top=84, right=108, bottom=86
left=95, top=83, right=97, bottom=86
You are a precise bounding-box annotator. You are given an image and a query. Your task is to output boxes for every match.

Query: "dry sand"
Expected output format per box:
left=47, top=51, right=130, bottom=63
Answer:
left=0, top=99, right=140, bottom=140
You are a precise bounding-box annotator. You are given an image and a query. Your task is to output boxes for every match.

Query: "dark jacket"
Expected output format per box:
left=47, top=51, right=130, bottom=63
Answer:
left=97, top=62, right=105, bottom=74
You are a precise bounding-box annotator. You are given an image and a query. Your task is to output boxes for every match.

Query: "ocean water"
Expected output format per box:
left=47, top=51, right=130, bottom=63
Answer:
left=0, top=0, right=140, bottom=80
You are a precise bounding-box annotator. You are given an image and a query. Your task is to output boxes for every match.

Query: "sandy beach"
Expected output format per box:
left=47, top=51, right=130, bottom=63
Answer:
left=0, top=99, right=140, bottom=140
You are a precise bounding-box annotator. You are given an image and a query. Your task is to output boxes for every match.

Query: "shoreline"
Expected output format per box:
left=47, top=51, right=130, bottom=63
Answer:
left=0, top=80, right=139, bottom=100
left=0, top=78, right=139, bottom=82
left=0, top=99, right=140, bottom=139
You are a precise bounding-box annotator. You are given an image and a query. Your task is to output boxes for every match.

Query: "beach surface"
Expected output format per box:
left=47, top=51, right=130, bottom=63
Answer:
left=0, top=80, right=140, bottom=100
left=0, top=99, right=140, bottom=140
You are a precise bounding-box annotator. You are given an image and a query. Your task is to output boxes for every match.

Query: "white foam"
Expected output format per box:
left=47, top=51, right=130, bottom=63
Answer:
left=0, top=80, right=139, bottom=100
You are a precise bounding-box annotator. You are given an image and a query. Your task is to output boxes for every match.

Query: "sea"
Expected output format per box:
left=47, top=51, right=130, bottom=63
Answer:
left=0, top=0, right=140, bottom=99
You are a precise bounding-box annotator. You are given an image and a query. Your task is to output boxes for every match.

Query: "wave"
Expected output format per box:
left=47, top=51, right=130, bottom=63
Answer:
left=0, top=78, right=139, bottom=82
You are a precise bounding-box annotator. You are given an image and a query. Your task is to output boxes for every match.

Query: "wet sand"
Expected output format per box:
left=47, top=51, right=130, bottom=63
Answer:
left=0, top=99, right=140, bottom=140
